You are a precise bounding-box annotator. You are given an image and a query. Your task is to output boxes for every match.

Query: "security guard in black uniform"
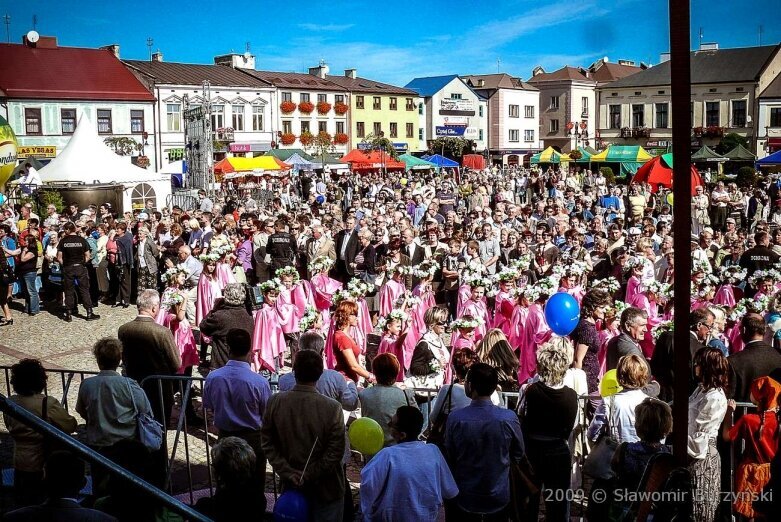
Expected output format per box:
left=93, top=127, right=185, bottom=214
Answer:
left=265, top=219, right=297, bottom=272
left=57, top=222, right=100, bottom=322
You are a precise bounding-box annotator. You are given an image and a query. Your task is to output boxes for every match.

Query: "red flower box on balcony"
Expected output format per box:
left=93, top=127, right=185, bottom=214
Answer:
left=280, top=101, right=296, bottom=114
left=280, top=133, right=296, bottom=145
left=317, top=102, right=332, bottom=115
left=334, top=102, right=349, bottom=115
left=334, top=132, right=349, bottom=144
left=298, top=101, right=315, bottom=114
left=299, top=131, right=314, bottom=146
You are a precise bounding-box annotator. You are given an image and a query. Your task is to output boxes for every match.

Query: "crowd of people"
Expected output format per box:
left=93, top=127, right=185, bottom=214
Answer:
left=2, top=163, right=781, bottom=521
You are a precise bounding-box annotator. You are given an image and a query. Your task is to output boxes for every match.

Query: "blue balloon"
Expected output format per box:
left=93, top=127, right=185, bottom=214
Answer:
left=274, top=490, right=309, bottom=522
left=544, top=292, right=581, bottom=336
left=315, top=194, right=326, bottom=204
left=0, top=193, right=6, bottom=206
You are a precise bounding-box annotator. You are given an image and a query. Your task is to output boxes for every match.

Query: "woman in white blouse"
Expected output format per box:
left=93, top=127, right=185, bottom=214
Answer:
left=687, top=347, right=729, bottom=522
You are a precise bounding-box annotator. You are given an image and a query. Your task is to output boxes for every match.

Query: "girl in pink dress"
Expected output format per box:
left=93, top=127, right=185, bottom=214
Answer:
left=156, top=268, right=200, bottom=374
left=376, top=310, right=409, bottom=382
left=412, top=261, right=438, bottom=317
left=276, top=266, right=305, bottom=354
left=623, top=257, right=645, bottom=305
left=597, top=307, right=621, bottom=377
left=195, top=255, right=222, bottom=333
left=449, top=315, right=479, bottom=352
left=309, top=257, right=342, bottom=336
left=251, top=280, right=293, bottom=372
left=508, top=291, right=529, bottom=352
left=628, top=281, right=668, bottom=359
left=492, top=276, right=516, bottom=338
left=461, top=280, right=490, bottom=344
left=211, top=242, right=236, bottom=289
left=378, top=267, right=407, bottom=317
left=518, top=284, right=553, bottom=384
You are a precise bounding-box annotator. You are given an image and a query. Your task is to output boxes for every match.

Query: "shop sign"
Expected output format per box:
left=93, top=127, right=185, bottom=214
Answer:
left=17, top=145, right=56, bottom=158
left=392, top=142, right=408, bottom=152
left=435, top=125, right=466, bottom=137
left=463, top=127, right=479, bottom=140
left=440, top=98, right=474, bottom=112
left=646, top=140, right=670, bottom=148
left=442, top=116, right=468, bottom=125
left=230, top=143, right=252, bottom=152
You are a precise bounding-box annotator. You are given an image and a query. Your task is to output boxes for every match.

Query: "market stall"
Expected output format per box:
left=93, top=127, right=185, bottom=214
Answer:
left=339, top=150, right=406, bottom=171
left=589, top=145, right=653, bottom=176
left=36, top=115, right=171, bottom=212
left=398, top=153, right=437, bottom=170
left=631, top=153, right=704, bottom=194
left=530, top=146, right=571, bottom=165
left=462, top=154, right=486, bottom=170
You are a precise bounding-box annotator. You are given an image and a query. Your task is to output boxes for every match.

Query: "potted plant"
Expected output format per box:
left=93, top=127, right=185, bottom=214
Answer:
left=298, top=101, right=315, bottom=114
left=334, top=102, right=349, bottom=115
left=280, top=101, right=297, bottom=114
left=693, top=126, right=704, bottom=137
left=317, top=101, right=332, bottom=115
left=334, top=132, right=349, bottom=144
left=136, top=155, right=150, bottom=169
left=568, top=150, right=582, bottom=160
left=280, top=133, right=296, bottom=145
left=299, top=131, right=314, bottom=146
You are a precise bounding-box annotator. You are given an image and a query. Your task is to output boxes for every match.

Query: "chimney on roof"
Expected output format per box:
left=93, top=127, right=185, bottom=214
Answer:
left=100, top=44, right=120, bottom=59
left=213, top=52, right=255, bottom=69
left=152, top=51, right=163, bottom=62
left=23, top=34, right=57, bottom=48
left=532, top=66, right=545, bottom=76
left=617, top=59, right=636, bottom=66
left=699, top=42, right=719, bottom=51
left=309, top=60, right=329, bottom=79
left=344, top=68, right=357, bottom=79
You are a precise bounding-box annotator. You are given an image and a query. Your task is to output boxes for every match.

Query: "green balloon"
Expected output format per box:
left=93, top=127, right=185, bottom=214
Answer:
left=348, top=417, right=384, bottom=455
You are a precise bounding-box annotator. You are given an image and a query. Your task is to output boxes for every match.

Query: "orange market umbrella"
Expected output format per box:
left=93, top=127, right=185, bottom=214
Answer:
left=631, top=153, right=704, bottom=195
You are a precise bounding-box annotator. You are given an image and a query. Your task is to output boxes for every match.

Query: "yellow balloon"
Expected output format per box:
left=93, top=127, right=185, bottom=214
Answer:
left=348, top=417, right=384, bottom=455
left=666, top=193, right=674, bottom=206
left=600, top=369, right=623, bottom=397
left=0, top=116, right=19, bottom=191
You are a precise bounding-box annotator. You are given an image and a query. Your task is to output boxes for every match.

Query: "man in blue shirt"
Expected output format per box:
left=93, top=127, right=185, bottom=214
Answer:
left=203, top=329, right=272, bottom=511
left=444, top=363, right=525, bottom=519
left=361, top=406, right=458, bottom=521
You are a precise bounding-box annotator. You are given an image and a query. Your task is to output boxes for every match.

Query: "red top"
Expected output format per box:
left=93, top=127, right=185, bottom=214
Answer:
left=334, top=330, right=361, bottom=383
left=728, top=411, right=780, bottom=465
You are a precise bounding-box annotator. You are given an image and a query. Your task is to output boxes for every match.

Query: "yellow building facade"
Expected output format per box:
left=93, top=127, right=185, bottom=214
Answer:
left=326, top=70, right=423, bottom=153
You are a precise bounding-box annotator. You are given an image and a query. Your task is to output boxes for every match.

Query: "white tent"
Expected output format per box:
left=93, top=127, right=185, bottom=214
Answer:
left=38, top=115, right=171, bottom=212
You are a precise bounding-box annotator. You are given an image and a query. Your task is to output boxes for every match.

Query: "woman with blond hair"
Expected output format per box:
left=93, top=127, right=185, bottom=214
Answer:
left=476, top=328, right=520, bottom=393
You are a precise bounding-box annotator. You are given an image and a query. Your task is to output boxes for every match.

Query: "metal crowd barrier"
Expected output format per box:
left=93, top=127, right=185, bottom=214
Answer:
left=0, top=365, right=761, bottom=515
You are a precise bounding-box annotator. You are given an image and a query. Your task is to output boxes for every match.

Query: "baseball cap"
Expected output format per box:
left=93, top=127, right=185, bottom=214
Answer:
left=138, top=212, right=149, bottom=220
left=80, top=209, right=91, bottom=216
left=726, top=217, right=736, bottom=224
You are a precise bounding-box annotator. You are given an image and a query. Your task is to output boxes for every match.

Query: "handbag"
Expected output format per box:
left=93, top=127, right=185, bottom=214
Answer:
left=0, top=243, right=15, bottom=285
left=583, top=397, right=619, bottom=480
left=426, top=383, right=454, bottom=447
left=126, top=378, right=164, bottom=451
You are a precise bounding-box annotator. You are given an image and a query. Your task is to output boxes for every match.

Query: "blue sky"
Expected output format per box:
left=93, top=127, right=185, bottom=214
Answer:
left=3, top=0, right=780, bottom=86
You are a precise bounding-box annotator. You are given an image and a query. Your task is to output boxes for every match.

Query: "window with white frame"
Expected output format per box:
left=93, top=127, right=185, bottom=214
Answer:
left=252, top=106, right=263, bottom=131
left=524, top=129, right=534, bottom=142
left=97, top=109, right=112, bottom=134
left=211, top=105, right=224, bottom=129
left=25, top=108, right=42, bottom=135
left=524, top=105, right=534, bottom=118
left=509, top=105, right=519, bottom=118
left=581, top=97, right=589, bottom=116
left=509, top=129, right=519, bottom=142
left=232, top=105, right=244, bottom=131
left=130, top=110, right=144, bottom=133
left=550, top=96, right=559, bottom=109
left=550, top=119, right=559, bottom=133
left=61, top=109, right=76, bottom=134
left=166, top=103, right=181, bottom=131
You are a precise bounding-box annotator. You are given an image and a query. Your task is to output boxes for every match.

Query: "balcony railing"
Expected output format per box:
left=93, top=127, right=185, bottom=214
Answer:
left=632, top=127, right=651, bottom=138
left=620, top=127, right=633, bottom=138
left=213, top=127, right=235, bottom=141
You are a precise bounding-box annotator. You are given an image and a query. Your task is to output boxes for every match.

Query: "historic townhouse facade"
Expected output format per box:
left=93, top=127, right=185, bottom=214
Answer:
left=596, top=44, right=781, bottom=157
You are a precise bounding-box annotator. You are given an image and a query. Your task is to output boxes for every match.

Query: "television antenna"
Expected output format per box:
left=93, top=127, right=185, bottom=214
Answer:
left=2, top=14, right=10, bottom=43
left=759, top=25, right=764, bottom=46
left=32, top=14, right=37, bottom=31
left=146, top=37, right=154, bottom=61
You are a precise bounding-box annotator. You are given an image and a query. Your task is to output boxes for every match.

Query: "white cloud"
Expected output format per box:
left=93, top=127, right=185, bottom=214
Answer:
left=297, top=23, right=355, bottom=32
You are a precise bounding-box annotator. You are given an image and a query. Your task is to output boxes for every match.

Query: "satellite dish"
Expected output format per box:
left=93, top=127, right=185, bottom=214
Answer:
left=26, top=30, right=40, bottom=43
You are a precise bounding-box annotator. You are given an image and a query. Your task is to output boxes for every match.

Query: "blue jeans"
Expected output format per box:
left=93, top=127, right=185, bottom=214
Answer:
left=21, top=271, right=40, bottom=314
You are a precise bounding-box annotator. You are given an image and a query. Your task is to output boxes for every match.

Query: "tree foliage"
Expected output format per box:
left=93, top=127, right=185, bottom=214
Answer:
left=715, top=132, right=749, bottom=155
left=429, top=137, right=470, bottom=158
left=360, top=133, right=399, bottom=160
left=736, top=166, right=758, bottom=188
left=103, top=137, right=142, bottom=156
left=600, top=166, right=616, bottom=185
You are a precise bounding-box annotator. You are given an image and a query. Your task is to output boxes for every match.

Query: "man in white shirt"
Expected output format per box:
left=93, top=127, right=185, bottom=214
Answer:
left=19, top=162, right=42, bottom=194
left=360, top=406, right=458, bottom=521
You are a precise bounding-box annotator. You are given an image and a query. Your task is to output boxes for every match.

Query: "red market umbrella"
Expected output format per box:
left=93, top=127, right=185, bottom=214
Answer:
left=631, top=153, right=704, bottom=195
left=339, top=149, right=405, bottom=170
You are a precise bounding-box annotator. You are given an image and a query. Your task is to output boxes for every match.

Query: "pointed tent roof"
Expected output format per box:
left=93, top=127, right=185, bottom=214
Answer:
left=398, top=153, right=436, bottom=170
left=285, top=153, right=314, bottom=169
left=423, top=154, right=459, bottom=168
left=531, top=146, right=571, bottom=164
left=38, top=115, right=168, bottom=184
left=265, top=148, right=314, bottom=161
left=589, top=145, right=653, bottom=163
left=724, top=144, right=757, bottom=161
left=691, top=145, right=726, bottom=161
left=213, top=156, right=291, bottom=174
